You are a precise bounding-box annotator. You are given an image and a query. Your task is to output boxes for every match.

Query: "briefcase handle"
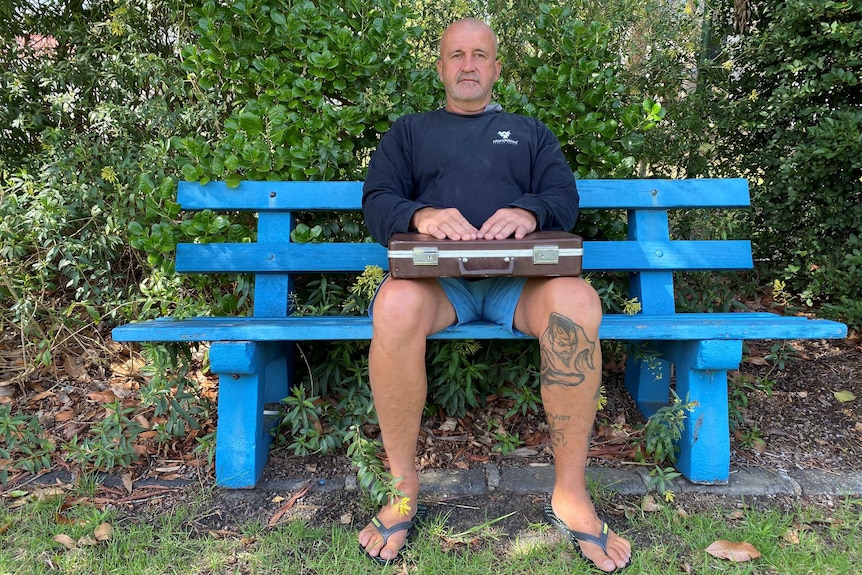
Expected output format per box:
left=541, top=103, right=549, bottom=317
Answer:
left=457, top=257, right=515, bottom=277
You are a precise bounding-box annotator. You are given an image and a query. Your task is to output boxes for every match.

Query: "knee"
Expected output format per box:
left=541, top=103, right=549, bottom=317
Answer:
left=548, top=277, right=602, bottom=327
left=371, top=279, right=436, bottom=334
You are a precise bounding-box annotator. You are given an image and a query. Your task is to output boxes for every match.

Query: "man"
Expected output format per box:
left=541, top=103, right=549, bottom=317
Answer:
left=358, top=18, right=632, bottom=573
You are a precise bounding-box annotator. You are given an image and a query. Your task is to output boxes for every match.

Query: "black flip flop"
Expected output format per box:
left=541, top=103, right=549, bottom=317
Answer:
left=361, top=503, right=428, bottom=565
left=543, top=503, right=630, bottom=572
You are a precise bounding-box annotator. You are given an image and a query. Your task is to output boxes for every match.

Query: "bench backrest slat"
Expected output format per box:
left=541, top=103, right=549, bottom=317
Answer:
left=177, top=179, right=750, bottom=211
left=175, top=239, right=753, bottom=273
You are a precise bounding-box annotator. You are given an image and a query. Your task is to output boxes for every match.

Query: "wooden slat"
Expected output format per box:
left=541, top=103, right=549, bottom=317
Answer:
left=177, top=179, right=750, bottom=211
left=175, top=239, right=753, bottom=273
left=112, top=313, right=847, bottom=343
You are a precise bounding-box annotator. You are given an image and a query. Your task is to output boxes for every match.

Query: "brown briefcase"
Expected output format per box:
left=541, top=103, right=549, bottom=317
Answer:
left=387, top=231, right=583, bottom=279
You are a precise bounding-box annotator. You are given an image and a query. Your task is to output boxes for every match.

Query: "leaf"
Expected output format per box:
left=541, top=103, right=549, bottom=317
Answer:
left=705, top=540, right=762, bottom=562
left=122, top=473, right=133, bottom=493
left=94, top=522, right=114, bottom=541
left=641, top=495, right=662, bottom=512
left=53, top=534, right=77, bottom=550
left=834, top=390, right=856, bottom=403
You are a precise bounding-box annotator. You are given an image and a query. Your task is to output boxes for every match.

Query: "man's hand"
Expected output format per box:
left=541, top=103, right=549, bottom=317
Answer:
left=478, top=207, right=537, bottom=240
left=411, top=207, right=479, bottom=240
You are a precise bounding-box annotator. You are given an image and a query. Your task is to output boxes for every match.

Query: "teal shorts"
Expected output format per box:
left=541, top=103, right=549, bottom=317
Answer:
left=370, top=276, right=528, bottom=335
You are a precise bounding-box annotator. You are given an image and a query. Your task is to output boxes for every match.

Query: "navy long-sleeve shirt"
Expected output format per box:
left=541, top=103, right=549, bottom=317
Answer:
left=362, top=107, right=579, bottom=246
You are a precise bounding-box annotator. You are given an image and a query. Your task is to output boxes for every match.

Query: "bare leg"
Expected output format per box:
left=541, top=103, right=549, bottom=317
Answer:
left=358, top=277, right=456, bottom=562
left=515, top=277, right=632, bottom=572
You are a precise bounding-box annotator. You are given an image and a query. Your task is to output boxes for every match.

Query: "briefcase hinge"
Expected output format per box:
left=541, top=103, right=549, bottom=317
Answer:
left=533, top=245, right=559, bottom=264
left=413, top=247, right=439, bottom=265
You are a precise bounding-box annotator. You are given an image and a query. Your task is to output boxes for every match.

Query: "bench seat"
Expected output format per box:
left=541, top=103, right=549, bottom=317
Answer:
left=113, top=312, right=846, bottom=343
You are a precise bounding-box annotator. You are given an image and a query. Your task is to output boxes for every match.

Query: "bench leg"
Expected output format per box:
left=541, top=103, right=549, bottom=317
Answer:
left=210, top=341, right=288, bottom=488
left=658, top=340, right=743, bottom=484
left=624, top=342, right=672, bottom=418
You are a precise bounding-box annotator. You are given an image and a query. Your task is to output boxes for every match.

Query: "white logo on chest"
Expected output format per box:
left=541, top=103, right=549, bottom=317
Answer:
left=493, top=130, right=518, bottom=146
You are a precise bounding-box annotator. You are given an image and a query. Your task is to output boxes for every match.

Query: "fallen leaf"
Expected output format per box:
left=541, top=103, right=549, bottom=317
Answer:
left=782, top=528, right=800, bottom=545
left=53, top=534, right=77, bottom=550
left=29, top=390, right=55, bottom=402
left=55, top=410, right=75, bottom=422
left=94, top=522, right=113, bottom=541
left=87, top=390, right=118, bottom=403
left=0, top=521, right=12, bottom=535
left=4, top=490, right=30, bottom=499
left=855, top=422, right=862, bottom=433
left=834, top=390, right=856, bottom=403
left=705, top=540, right=762, bottom=562
left=438, top=418, right=458, bottom=432
left=31, top=487, right=66, bottom=501
left=122, top=473, right=134, bottom=493
left=641, top=495, right=662, bottom=512
left=746, top=356, right=769, bottom=366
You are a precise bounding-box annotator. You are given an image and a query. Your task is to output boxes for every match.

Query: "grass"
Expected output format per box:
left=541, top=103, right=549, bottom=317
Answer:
left=1, top=486, right=861, bottom=575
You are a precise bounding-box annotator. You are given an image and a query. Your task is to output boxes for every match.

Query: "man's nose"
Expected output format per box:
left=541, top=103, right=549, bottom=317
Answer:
left=461, top=55, right=478, bottom=70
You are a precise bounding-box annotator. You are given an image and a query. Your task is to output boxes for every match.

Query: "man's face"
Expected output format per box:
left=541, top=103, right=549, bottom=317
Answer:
left=436, top=20, right=501, bottom=114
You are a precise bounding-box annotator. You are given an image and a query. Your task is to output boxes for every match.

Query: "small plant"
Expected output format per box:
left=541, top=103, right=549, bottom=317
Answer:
left=501, top=383, right=541, bottom=418
left=346, top=426, right=404, bottom=509
left=427, top=340, right=489, bottom=418
left=488, top=419, right=522, bottom=456
left=764, top=341, right=796, bottom=371
left=646, top=465, right=682, bottom=498
left=342, top=265, right=385, bottom=316
left=637, top=391, right=697, bottom=465
left=737, top=426, right=766, bottom=452
left=193, top=431, right=216, bottom=468
left=276, top=385, right=340, bottom=456
left=63, top=401, right=144, bottom=471
left=0, top=406, right=55, bottom=482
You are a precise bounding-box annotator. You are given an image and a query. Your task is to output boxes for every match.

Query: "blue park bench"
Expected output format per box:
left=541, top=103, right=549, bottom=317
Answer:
left=112, top=179, right=848, bottom=488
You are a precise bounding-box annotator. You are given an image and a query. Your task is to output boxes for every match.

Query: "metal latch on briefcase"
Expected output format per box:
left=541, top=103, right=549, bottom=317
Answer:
left=412, top=247, right=439, bottom=265
left=532, top=245, right=559, bottom=264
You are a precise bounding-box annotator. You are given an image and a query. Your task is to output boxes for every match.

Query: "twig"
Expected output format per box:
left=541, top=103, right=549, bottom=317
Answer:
left=268, top=479, right=314, bottom=527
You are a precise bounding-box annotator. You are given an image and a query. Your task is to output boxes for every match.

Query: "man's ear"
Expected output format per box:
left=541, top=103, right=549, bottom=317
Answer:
left=436, top=59, right=443, bottom=81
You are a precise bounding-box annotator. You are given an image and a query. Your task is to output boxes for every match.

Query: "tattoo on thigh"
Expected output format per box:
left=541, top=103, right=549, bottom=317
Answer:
left=540, top=312, right=596, bottom=387
left=548, top=413, right=570, bottom=447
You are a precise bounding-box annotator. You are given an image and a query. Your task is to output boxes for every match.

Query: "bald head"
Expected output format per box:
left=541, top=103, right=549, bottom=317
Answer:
left=439, top=18, right=498, bottom=59
left=436, top=18, right=501, bottom=114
